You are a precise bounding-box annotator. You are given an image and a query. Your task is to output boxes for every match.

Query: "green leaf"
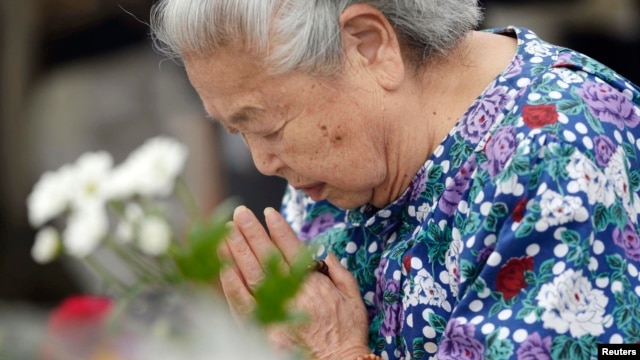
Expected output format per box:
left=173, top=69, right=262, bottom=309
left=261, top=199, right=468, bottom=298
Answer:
left=515, top=222, right=534, bottom=238
left=490, top=203, right=509, bottom=217
left=610, top=201, right=627, bottom=229
left=630, top=291, right=640, bottom=306
left=597, top=271, right=610, bottom=279
left=538, top=273, right=553, bottom=284
left=515, top=214, right=538, bottom=238
left=428, top=312, right=448, bottom=333
left=531, top=65, right=548, bottom=77
left=625, top=321, right=640, bottom=342
left=539, top=258, right=555, bottom=275
left=173, top=204, right=233, bottom=282
left=484, top=331, right=515, bottom=360
left=484, top=214, right=498, bottom=232
left=550, top=336, right=574, bottom=360
left=606, top=254, right=626, bottom=271
left=454, top=213, right=465, bottom=230
left=584, top=110, right=605, bottom=134
left=575, top=335, right=598, bottom=360
left=460, top=259, right=477, bottom=280
left=511, top=156, right=530, bottom=174
left=593, top=203, right=610, bottom=232
left=253, top=247, right=315, bottom=325
left=516, top=306, right=533, bottom=320
left=560, top=229, right=581, bottom=246
left=463, top=213, right=481, bottom=235
left=428, top=164, right=443, bottom=181
left=450, top=138, right=473, bottom=167
left=623, top=142, right=637, bottom=160
left=614, top=306, right=633, bottom=327
left=529, top=165, right=543, bottom=190
left=412, top=338, right=426, bottom=359
left=524, top=270, right=536, bottom=285
left=556, top=99, right=583, bottom=115
left=630, top=170, right=640, bottom=192
left=471, top=278, right=487, bottom=293
left=489, top=302, right=502, bottom=317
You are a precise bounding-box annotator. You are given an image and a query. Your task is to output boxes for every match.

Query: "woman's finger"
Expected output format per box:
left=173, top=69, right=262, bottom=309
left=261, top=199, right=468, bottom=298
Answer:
left=263, top=207, right=304, bottom=265
left=323, top=253, right=362, bottom=300
left=225, top=222, right=266, bottom=290
left=219, top=259, right=256, bottom=320
left=234, top=206, right=286, bottom=268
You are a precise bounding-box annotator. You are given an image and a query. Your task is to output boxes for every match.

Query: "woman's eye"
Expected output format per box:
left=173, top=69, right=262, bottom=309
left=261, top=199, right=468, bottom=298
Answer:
left=264, top=124, right=285, bottom=139
left=264, top=129, right=280, bottom=139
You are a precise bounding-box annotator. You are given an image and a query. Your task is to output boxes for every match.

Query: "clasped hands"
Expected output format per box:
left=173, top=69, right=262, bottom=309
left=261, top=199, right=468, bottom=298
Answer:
left=218, top=205, right=370, bottom=360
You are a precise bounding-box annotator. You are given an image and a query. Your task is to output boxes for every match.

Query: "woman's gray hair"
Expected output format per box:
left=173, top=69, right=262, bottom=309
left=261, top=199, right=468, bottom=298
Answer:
left=150, top=0, right=482, bottom=74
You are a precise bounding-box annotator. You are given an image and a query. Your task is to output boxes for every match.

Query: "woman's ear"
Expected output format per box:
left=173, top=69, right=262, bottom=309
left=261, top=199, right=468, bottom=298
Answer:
left=339, top=4, right=405, bottom=90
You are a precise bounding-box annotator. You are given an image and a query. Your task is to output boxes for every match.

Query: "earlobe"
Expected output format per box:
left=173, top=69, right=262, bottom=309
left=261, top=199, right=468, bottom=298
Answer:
left=339, top=4, right=405, bottom=90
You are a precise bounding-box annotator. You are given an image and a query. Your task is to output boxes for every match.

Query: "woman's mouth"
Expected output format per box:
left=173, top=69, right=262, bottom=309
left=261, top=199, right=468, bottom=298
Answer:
left=299, top=183, right=325, bottom=201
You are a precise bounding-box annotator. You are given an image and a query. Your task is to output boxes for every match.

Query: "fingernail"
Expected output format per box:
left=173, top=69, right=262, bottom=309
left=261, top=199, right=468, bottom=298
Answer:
left=233, top=205, right=247, bottom=216
left=263, top=207, right=277, bottom=219
left=233, top=205, right=252, bottom=226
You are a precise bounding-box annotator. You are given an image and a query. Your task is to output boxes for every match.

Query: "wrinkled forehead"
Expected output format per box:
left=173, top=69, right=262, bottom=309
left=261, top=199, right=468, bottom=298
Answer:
left=183, top=44, right=270, bottom=93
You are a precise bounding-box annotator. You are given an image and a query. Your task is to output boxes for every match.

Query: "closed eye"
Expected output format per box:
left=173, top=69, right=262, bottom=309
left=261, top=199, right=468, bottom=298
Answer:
left=263, top=122, right=286, bottom=140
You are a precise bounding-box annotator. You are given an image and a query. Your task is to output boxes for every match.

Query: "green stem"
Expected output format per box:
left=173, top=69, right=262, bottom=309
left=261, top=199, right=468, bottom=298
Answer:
left=107, top=241, right=168, bottom=284
left=175, top=176, right=201, bottom=222
left=83, top=256, right=128, bottom=293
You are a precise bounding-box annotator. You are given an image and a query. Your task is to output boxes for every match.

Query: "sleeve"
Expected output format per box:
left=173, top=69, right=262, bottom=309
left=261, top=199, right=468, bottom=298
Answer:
left=437, top=133, right=640, bottom=359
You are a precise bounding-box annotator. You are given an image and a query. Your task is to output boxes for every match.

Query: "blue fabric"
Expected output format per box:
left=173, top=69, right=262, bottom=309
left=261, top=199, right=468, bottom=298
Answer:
left=281, top=27, right=640, bottom=359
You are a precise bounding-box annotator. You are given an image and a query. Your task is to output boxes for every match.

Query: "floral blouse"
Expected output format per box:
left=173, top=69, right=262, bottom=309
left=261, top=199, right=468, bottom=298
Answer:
left=281, top=27, right=640, bottom=360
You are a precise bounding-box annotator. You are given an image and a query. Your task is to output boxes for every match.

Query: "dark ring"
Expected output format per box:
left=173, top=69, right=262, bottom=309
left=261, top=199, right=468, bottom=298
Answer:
left=309, top=259, right=330, bottom=277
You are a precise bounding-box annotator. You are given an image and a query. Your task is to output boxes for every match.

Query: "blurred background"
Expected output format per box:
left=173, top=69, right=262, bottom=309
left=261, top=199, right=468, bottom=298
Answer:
left=0, top=0, right=638, bottom=351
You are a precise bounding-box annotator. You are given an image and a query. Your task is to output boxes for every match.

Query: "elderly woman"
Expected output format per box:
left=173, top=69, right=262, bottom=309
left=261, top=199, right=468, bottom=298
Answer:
left=151, top=1, right=640, bottom=359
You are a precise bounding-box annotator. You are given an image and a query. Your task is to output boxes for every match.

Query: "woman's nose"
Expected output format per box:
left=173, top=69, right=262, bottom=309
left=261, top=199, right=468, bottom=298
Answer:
left=245, top=137, right=284, bottom=176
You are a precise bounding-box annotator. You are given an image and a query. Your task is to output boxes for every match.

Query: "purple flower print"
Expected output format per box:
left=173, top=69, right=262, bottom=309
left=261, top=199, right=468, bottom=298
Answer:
left=476, top=244, right=496, bottom=263
left=461, top=85, right=510, bottom=142
left=516, top=332, right=551, bottom=360
left=577, top=81, right=640, bottom=130
left=484, top=126, right=517, bottom=177
left=437, top=318, right=484, bottom=360
left=299, top=213, right=336, bottom=241
left=373, top=258, right=388, bottom=310
left=555, top=52, right=573, bottom=67
left=503, top=54, right=524, bottom=79
left=409, top=167, right=428, bottom=201
left=613, top=220, right=640, bottom=262
left=439, top=155, right=477, bottom=215
left=593, top=135, right=617, bottom=167
left=379, top=279, right=403, bottom=337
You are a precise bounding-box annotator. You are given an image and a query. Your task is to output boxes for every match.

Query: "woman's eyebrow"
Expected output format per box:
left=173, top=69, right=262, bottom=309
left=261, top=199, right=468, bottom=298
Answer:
left=204, top=106, right=263, bottom=126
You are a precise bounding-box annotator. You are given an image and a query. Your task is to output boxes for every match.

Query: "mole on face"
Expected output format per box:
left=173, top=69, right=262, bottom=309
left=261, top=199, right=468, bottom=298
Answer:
left=319, top=124, right=344, bottom=144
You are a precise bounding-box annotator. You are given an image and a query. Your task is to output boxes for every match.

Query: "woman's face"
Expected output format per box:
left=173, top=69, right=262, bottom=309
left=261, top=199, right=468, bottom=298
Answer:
left=184, top=48, right=391, bottom=210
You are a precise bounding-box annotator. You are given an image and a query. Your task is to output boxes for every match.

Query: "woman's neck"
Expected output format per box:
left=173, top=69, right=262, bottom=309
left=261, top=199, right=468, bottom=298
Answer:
left=372, top=31, right=517, bottom=208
